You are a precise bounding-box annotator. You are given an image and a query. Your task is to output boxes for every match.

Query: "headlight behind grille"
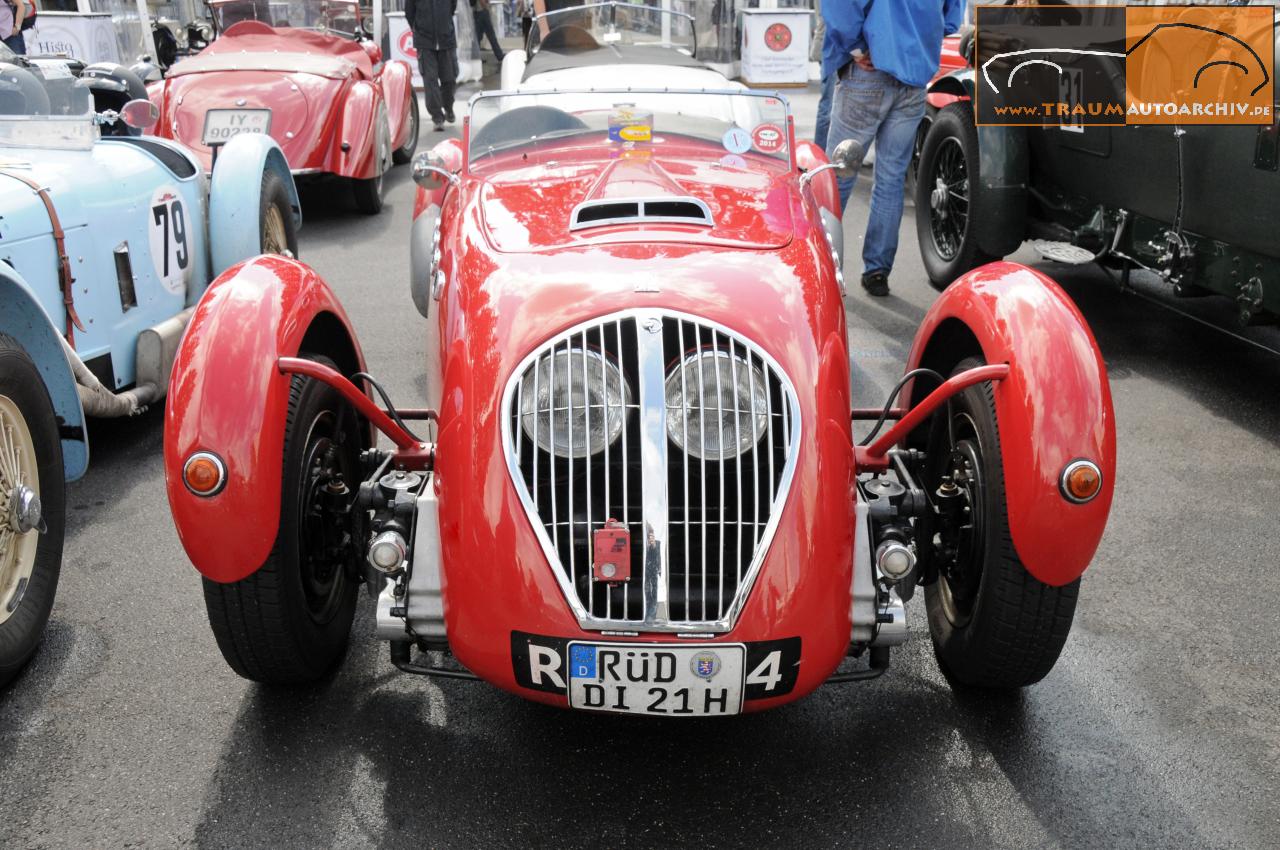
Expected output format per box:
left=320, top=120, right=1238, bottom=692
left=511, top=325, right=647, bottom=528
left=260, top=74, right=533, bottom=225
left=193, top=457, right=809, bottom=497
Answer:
left=665, top=349, right=768, bottom=461
left=519, top=347, right=630, bottom=459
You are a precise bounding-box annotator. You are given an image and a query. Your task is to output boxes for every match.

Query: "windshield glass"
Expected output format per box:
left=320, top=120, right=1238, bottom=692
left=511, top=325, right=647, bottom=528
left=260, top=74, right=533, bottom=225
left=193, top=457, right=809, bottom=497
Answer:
left=528, top=2, right=696, bottom=57
left=468, top=89, right=791, bottom=174
left=0, top=60, right=96, bottom=149
left=208, top=0, right=365, bottom=38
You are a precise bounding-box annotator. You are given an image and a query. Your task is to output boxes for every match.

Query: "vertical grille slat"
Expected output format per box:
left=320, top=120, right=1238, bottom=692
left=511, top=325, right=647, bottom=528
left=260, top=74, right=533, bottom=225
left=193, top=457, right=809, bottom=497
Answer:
left=504, top=310, right=799, bottom=632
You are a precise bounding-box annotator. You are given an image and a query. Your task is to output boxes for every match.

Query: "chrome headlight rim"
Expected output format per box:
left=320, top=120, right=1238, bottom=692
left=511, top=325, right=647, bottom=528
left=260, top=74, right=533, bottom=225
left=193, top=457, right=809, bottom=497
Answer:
left=518, top=346, right=631, bottom=460
left=665, top=347, right=769, bottom=461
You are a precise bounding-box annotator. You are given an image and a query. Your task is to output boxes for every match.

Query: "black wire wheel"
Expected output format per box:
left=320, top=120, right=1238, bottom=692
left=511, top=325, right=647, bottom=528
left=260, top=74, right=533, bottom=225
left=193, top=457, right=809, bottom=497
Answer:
left=914, top=103, right=999, bottom=291
left=201, top=354, right=363, bottom=685
left=922, top=357, right=1080, bottom=689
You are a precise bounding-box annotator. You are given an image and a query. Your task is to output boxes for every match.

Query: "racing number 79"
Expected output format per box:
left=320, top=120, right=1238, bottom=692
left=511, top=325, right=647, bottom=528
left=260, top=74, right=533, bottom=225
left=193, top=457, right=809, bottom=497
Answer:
left=152, top=199, right=190, bottom=277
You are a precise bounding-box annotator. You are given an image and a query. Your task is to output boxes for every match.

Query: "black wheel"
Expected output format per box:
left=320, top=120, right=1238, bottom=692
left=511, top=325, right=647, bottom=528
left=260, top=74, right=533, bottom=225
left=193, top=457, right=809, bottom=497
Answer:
left=352, top=172, right=384, bottom=216
left=923, top=356, right=1079, bottom=689
left=904, top=106, right=934, bottom=199
left=915, top=103, right=999, bottom=291
left=353, top=108, right=390, bottom=215
left=259, top=169, right=299, bottom=258
left=392, top=95, right=419, bottom=165
left=0, top=334, right=65, bottom=689
left=201, top=355, right=363, bottom=684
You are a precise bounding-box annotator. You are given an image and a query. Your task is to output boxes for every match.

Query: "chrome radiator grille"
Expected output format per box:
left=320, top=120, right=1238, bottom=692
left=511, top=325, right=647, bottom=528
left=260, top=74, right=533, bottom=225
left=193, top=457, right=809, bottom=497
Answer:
left=502, top=310, right=799, bottom=632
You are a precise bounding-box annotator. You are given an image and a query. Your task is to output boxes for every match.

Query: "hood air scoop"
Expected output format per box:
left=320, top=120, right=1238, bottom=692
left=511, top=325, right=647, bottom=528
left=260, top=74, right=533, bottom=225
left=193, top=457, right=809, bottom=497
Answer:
left=569, top=158, right=714, bottom=231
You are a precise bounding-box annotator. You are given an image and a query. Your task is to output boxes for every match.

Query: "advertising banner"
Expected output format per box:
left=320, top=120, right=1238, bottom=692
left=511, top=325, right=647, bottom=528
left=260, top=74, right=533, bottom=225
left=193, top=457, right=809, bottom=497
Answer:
left=740, top=9, right=810, bottom=87
left=22, top=12, right=122, bottom=64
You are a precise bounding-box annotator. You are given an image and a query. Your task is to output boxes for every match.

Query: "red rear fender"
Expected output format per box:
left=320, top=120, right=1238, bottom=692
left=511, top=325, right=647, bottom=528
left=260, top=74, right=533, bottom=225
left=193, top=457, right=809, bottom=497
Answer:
left=905, top=262, right=1115, bottom=586
left=164, top=256, right=368, bottom=583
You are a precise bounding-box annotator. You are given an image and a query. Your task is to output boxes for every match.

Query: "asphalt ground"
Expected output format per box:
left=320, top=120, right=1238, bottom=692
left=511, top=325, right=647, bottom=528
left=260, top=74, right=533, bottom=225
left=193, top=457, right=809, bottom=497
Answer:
left=2, top=78, right=1279, bottom=850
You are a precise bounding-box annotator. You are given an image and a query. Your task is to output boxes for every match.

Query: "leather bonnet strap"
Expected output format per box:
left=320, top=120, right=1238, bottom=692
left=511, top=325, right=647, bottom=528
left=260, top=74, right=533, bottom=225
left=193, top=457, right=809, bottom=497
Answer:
left=1, top=169, right=85, bottom=347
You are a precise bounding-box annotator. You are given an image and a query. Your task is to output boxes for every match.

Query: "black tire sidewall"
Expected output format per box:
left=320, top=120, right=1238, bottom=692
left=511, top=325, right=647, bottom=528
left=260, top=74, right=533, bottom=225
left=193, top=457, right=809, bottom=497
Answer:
left=274, top=361, right=360, bottom=673
left=915, top=103, right=991, bottom=290
left=0, top=336, right=66, bottom=688
left=260, top=169, right=299, bottom=258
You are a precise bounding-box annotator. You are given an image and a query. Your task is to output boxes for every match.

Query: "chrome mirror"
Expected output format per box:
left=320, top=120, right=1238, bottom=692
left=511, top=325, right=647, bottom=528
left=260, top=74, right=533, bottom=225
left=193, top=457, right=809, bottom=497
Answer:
left=121, top=98, right=160, bottom=130
left=412, top=150, right=459, bottom=192
left=799, top=138, right=866, bottom=190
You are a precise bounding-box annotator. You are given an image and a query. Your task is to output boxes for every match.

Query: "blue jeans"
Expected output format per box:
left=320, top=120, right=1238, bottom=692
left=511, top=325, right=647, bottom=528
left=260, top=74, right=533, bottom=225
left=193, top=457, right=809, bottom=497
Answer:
left=814, top=73, right=834, bottom=150
left=826, top=66, right=926, bottom=276
left=3, top=33, right=25, bottom=54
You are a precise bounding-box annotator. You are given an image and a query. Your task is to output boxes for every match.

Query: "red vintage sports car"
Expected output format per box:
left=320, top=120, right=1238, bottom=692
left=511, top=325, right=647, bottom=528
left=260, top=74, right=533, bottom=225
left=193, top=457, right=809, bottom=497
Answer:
left=147, top=0, right=418, bottom=214
left=164, top=88, right=1115, bottom=716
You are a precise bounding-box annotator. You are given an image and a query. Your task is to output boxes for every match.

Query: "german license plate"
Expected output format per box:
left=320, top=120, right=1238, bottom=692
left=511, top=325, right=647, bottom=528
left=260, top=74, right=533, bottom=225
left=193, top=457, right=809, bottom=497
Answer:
left=202, top=109, right=271, bottom=145
left=566, top=642, right=745, bottom=716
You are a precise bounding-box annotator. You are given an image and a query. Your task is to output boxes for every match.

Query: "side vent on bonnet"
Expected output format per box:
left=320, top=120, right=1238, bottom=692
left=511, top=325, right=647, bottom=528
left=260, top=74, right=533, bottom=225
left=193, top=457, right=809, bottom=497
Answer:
left=570, top=197, right=714, bottom=231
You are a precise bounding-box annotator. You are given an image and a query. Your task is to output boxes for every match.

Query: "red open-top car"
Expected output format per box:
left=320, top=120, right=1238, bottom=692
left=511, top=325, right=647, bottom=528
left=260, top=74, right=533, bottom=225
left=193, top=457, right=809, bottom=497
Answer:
left=148, top=0, right=418, bottom=214
left=164, top=88, right=1115, bottom=716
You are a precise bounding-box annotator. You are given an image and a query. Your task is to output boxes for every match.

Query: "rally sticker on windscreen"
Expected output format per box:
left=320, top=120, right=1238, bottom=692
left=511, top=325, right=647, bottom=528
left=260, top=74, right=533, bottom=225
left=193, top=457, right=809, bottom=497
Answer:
left=752, top=123, right=785, bottom=154
left=148, top=185, right=190, bottom=296
left=722, top=126, right=752, bottom=155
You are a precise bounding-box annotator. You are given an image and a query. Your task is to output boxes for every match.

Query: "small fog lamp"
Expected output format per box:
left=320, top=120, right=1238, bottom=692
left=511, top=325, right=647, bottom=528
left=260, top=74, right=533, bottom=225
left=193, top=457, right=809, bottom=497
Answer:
left=368, top=531, right=408, bottom=574
left=876, top=540, right=916, bottom=582
left=1060, top=460, right=1103, bottom=504
left=183, top=452, right=226, bottom=497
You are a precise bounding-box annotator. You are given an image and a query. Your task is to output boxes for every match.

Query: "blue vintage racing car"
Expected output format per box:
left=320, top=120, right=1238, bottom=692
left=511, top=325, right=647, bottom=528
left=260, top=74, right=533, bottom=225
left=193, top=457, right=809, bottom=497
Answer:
left=0, top=50, right=301, bottom=687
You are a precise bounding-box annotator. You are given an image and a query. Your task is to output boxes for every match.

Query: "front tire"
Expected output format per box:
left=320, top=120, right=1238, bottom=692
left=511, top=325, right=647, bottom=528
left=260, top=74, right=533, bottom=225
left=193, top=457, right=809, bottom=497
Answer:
left=0, top=334, right=66, bottom=689
left=259, top=169, right=299, bottom=258
left=201, top=356, right=362, bottom=685
left=923, top=357, right=1079, bottom=689
left=914, top=103, right=999, bottom=291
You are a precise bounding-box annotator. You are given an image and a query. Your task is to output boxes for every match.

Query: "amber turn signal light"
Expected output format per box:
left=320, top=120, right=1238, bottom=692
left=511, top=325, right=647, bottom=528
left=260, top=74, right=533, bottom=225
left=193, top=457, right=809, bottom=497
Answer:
left=1060, top=459, right=1102, bottom=504
left=183, top=452, right=227, bottom=497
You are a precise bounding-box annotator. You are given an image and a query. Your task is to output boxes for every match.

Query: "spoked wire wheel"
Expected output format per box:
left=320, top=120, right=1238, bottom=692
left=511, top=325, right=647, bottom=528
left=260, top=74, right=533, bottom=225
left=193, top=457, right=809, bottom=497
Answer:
left=932, top=415, right=986, bottom=629
left=0, top=394, right=39, bottom=626
left=927, top=136, right=969, bottom=262
left=261, top=202, right=289, bottom=257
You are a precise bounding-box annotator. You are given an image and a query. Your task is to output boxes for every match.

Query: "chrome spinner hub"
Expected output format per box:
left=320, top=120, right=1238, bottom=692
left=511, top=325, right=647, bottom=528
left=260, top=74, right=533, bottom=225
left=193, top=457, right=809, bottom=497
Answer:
left=8, top=485, right=41, bottom=535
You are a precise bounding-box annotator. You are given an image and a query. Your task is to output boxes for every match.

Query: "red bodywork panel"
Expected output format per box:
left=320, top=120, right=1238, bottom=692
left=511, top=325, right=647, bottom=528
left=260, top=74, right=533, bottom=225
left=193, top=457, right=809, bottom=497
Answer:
left=164, top=256, right=368, bottom=583
left=794, top=141, right=840, bottom=220
left=147, top=24, right=413, bottom=177
left=428, top=139, right=854, bottom=711
left=905, top=262, right=1116, bottom=587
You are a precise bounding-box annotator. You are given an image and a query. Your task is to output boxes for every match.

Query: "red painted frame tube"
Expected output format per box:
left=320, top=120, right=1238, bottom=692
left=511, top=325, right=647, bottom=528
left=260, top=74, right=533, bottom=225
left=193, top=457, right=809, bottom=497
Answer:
left=277, top=357, right=422, bottom=450
left=855, top=364, right=1010, bottom=470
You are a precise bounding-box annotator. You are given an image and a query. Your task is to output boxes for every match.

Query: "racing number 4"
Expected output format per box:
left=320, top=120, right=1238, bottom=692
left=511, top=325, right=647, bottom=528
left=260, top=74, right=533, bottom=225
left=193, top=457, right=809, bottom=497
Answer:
left=151, top=199, right=190, bottom=278
left=746, top=650, right=783, bottom=692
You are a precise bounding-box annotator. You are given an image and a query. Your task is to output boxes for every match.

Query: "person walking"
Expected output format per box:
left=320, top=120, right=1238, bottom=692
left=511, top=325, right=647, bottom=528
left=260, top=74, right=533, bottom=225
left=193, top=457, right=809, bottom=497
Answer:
left=471, top=0, right=505, bottom=62
left=405, top=0, right=458, bottom=132
left=823, top=0, right=963, bottom=297
left=2, top=0, right=27, bottom=54
left=516, top=0, right=533, bottom=44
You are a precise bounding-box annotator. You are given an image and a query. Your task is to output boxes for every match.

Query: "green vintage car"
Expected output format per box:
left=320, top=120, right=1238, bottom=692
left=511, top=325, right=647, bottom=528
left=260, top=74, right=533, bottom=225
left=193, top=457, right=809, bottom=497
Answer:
left=914, top=1, right=1280, bottom=326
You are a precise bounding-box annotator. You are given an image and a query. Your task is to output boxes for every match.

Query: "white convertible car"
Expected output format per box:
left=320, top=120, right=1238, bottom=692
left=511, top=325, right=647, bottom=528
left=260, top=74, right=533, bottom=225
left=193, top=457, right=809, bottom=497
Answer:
left=500, top=1, right=735, bottom=93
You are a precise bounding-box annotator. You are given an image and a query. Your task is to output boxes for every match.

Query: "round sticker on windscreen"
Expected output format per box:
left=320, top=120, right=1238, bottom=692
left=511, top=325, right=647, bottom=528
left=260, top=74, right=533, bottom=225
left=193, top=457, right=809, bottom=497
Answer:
left=752, top=123, right=784, bottom=154
left=722, top=126, right=751, bottom=155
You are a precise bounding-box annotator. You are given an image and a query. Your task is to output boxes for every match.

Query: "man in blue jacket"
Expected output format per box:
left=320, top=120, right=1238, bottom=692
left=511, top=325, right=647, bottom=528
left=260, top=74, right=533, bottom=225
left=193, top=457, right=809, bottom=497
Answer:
left=824, top=0, right=963, bottom=297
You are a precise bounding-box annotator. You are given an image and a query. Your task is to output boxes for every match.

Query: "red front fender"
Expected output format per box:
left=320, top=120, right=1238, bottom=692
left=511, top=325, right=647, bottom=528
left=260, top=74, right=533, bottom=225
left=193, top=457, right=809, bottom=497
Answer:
left=380, top=60, right=415, bottom=152
left=794, top=141, right=840, bottom=220
left=332, top=80, right=383, bottom=179
left=906, top=262, right=1116, bottom=586
left=164, top=256, right=368, bottom=583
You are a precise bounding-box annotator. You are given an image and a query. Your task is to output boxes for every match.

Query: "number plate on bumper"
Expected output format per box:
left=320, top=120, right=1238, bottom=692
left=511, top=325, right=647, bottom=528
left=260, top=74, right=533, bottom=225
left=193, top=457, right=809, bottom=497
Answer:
left=566, top=642, right=745, bottom=716
left=202, top=109, right=271, bottom=145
